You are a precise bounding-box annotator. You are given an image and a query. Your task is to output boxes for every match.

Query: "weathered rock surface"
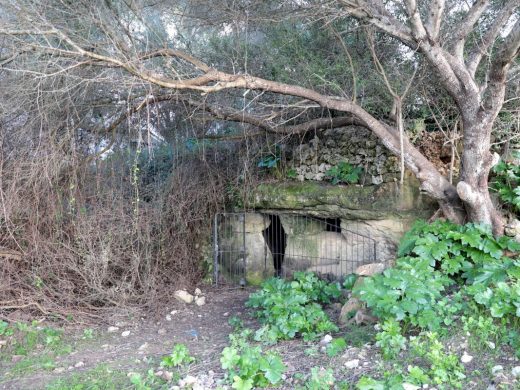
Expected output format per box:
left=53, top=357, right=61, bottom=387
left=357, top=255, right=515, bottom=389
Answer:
left=174, top=290, right=194, bottom=304
left=287, top=126, right=401, bottom=185
left=505, top=219, right=520, bottom=242
left=248, top=177, right=436, bottom=220
left=220, top=213, right=275, bottom=285
left=355, top=262, right=386, bottom=276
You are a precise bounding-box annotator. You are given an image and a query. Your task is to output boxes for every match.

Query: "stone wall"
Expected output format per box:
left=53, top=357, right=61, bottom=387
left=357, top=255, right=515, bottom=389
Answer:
left=288, top=126, right=400, bottom=185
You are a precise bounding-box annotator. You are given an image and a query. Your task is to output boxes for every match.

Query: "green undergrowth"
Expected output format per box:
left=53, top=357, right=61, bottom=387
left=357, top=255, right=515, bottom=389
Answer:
left=491, top=152, right=520, bottom=215
left=246, top=271, right=342, bottom=343
left=0, top=320, right=73, bottom=378
left=354, top=220, right=520, bottom=388
left=45, top=364, right=131, bottom=390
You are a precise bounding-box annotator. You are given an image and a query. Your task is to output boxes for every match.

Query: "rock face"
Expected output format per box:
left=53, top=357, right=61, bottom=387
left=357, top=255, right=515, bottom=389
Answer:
left=218, top=175, right=435, bottom=285
left=341, top=218, right=415, bottom=263
left=283, top=231, right=376, bottom=278
left=505, top=219, right=520, bottom=243
left=248, top=176, right=436, bottom=220
left=220, top=213, right=275, bottom=285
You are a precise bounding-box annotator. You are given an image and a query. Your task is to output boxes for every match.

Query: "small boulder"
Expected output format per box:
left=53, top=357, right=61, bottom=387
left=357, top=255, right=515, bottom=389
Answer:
left=344, top=359, right=359, bottom=369
left=355, top=262, right=386, bottom=276
left=339, top=297, right=362, bottom=324
left=174, top=290, right=194, bottom=304
left=121, top=330, right=130, bottom=337
left=511, top=366, right=520, bottom=378
left=11, top=355, right=23, bottom=363
left=107, top=326, right=119, bottom=333
left=491, top=365, right=503, bottom=376
left=194, top=288, right=202, bottom=296
left=195, top=296, right=206, bottom=306
left=504, top=219, right=520, bottom=237
left=319, top=334, right=333, bottom=345
left=461, top=352, right=473, bottom=364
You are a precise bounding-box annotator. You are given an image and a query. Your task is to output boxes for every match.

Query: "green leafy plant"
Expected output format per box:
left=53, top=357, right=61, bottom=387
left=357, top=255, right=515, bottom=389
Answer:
left=160, top=344, right=195, bottom=368
left=409, top=332, right=466, bottom=388
left=82, top=328, right=95, bottom=340
left=356, top=220, right=520, bottom=331
left=461, top=314, right=502, bottom=350
left=325, top=337, right=347, bottom=357
left=325, top=162, right=362, bottom=185
left=286, top=168, right=298, bottom=179
left=246, top=272, right=340, bottom=342
left=375, top=320, right=407, bottom=359
left=220, top=332, right=285, bottom=389
left=342, top=274, right=358, bottom=290
left=0, top=320, right=13, bottom=337
left=300, top=367, right=335, bottom=389
left=491, top=153, right=520, bottom=214
left=130, top=369, right=165, bottom=390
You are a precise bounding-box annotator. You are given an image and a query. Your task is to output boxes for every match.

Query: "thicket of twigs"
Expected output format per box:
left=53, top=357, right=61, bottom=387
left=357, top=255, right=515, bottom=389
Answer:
left=0, top=124, right=246, bottom=320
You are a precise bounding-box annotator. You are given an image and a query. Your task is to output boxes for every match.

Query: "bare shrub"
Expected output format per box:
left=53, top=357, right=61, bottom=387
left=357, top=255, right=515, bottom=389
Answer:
left=0, top=127, right=232, bottom=319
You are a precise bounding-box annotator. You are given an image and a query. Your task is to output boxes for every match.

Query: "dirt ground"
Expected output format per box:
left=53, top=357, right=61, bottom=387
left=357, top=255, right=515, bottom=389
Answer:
left=1, top=286, right=519, bottom=390
left=0, top=286, right=254, bottom=390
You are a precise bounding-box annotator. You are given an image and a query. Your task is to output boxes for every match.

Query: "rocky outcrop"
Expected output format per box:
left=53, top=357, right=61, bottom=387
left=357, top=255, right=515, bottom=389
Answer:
left=220, top=213, right=275, bottom=285
left=248, top=175, right=436, bottom=220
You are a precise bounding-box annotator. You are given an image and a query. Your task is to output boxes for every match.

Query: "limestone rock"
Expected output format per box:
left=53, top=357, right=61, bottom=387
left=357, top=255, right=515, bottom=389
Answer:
left=249, top=178, right=436, bottom=221
left=339, top=297, right=363, bottom=324
left=284, top=231, right=375, bottom=277
left=174, top=290, right=194, bottom=304
left=491, top=365, right=503, bottom=375
left=279, top=215, right=325, bottom=235
left=355, top=262, right=386, bottom=276
left=220, top=214, right=275, bottom=285
left=228, top=213, right=271, bottom=233
left=461, top=352, right=473, bottom=363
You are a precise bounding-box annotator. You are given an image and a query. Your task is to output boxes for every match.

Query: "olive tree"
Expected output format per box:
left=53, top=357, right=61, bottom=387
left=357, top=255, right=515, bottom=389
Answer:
left=0, top=0, right=518, bottom=233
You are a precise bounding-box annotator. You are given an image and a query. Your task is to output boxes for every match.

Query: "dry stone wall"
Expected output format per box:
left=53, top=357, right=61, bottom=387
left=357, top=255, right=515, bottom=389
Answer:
left=288, top=126, right=400, bottom=185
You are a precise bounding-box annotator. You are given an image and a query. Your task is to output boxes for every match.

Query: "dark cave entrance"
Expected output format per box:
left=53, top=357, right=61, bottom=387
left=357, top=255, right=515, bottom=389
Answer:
left=325, top=217, right=342, bottom=232
left=262, top=214, right=287, bottom=275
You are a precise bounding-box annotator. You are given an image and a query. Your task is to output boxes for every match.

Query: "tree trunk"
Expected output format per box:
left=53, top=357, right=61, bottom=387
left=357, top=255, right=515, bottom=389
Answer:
left=456, top=113, right=505, bottom=235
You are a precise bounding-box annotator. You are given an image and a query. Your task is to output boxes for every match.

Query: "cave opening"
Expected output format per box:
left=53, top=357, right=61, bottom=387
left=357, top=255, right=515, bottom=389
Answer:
left=262, top=214, right=286, bottom=276
left=325, top=217, right=342, bottom=232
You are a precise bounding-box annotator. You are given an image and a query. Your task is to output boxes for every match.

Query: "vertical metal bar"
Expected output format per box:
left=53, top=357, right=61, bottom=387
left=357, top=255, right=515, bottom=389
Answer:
left=213, top=213, right=219, bottom=286
left=242, top=213, right=246, bottom=284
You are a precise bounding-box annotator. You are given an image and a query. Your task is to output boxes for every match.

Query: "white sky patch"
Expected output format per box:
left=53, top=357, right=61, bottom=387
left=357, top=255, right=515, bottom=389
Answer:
left=164, top=18, right=179, bottom=40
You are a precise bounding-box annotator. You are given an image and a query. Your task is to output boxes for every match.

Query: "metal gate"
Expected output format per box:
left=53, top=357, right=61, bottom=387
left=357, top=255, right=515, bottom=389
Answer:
left=213, top=212, right=377, bottom=286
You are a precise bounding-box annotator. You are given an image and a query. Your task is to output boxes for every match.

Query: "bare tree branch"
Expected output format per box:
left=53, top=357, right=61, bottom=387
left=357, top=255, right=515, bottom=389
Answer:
left=403, top=0, right=428, bottom=40
left=467, top=0, right=518, bottom=76
left=484, top=19, right=520, bottom=115
left=425, top=0, right=445, bottom=41
left=449, top=0, right=489, bottom=60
